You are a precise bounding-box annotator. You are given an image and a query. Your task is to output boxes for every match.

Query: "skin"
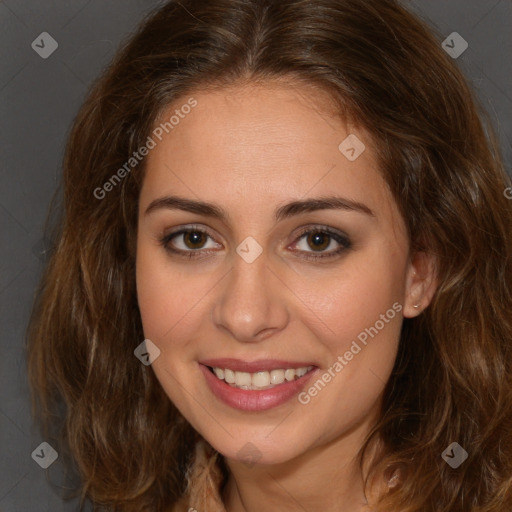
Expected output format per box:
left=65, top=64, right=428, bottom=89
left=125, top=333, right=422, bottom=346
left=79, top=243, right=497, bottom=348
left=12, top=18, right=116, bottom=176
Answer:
left=136, top=80, right=437, bottom=511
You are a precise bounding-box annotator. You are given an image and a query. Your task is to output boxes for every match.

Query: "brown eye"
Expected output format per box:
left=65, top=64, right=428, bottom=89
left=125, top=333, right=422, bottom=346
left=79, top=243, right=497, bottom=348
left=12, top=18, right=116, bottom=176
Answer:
left=160, top=226, right=221, bottom=258
left=292, top=227, right=352, bottom=261
left=183, top=231, right=208, bottom=249
left=306, top=232, right=331, bottom=252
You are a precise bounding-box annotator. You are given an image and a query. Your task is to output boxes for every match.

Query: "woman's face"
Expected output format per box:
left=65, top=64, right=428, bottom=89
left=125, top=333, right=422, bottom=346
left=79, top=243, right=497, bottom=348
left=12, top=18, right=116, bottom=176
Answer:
left=136, top=81, right=430, bottom=465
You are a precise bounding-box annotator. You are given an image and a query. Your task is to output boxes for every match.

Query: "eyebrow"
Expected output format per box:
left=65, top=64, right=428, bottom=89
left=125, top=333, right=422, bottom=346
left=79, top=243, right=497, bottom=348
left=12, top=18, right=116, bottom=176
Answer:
left=144, top=195, right=375, bottom=222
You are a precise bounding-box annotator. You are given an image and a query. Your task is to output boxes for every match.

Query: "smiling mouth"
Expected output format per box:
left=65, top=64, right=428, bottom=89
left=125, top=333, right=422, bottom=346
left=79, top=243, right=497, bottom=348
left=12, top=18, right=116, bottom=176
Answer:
left=207, top=365, right=315, bottom=390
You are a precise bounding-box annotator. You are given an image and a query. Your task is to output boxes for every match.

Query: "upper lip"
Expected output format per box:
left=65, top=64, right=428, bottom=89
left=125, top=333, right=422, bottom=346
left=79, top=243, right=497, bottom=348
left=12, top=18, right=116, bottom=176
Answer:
left=200, top=358, right=317, bottom=373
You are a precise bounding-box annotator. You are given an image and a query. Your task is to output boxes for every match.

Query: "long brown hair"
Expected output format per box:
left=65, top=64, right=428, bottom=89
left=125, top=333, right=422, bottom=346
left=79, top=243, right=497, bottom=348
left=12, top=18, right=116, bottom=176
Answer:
left=27, top=0, right=512, bottom=510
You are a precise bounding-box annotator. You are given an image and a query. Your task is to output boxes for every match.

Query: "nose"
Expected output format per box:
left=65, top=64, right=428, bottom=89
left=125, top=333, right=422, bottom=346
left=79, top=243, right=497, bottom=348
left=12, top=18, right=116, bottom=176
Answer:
left=211, top=249, right=290, bottom=343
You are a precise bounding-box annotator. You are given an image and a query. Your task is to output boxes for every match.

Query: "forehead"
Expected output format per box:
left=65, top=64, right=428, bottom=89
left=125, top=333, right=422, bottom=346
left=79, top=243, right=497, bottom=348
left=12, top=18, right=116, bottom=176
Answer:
left=140, top=81, right=399, bottom=227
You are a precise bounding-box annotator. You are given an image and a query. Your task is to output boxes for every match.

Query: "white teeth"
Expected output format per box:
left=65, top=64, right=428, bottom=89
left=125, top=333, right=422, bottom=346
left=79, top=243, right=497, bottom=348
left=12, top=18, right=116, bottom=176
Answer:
left=284, top=369, right=295, bottom=381
left=210, top=366, right=313, bottom=390
left=224, top=368, right=235, bottom=384
left=270, top=369, right=285, bottom=385
left=234, top=371, right=252, bottom=387
left=252, top=371, right=270, bottom=388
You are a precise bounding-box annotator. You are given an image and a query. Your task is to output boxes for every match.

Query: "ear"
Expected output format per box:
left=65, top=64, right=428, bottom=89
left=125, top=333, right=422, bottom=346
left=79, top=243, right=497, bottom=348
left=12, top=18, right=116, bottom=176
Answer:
left=403, top=250, right=438, bottom=318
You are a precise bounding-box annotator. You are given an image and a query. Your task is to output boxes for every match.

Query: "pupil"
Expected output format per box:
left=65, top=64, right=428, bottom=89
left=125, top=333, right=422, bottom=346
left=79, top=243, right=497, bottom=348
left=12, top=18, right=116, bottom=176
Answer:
left=308, top=232, right=329, bottom=251
left=186, top=231, right=204, bottom=248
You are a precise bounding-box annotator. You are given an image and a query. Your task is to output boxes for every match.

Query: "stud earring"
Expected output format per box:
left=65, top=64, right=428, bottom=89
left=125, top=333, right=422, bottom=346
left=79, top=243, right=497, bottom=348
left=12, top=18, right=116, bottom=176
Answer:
left=413, top=303, right=421, bottom=309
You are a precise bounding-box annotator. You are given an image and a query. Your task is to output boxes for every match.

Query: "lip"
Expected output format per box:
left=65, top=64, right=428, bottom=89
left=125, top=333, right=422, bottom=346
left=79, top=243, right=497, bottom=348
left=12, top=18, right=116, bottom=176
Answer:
left=199, top=358, right=317, bottom=373
left=199, top=362, right=319, bottom=411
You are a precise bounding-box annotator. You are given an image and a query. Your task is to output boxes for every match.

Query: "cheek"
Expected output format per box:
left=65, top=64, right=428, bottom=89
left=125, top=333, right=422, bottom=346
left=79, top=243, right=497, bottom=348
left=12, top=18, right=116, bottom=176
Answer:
left=293, top=247, right=406, bottom=353
left=135, top=243, right=189, bottom=341
left=296, top=268, right=403, bottom=440
left=135, top=242, right=223, bottom=360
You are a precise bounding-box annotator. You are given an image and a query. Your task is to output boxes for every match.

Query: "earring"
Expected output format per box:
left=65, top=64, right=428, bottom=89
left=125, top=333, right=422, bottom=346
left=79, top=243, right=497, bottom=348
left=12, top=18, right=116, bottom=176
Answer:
left=413, top=303, right=421, bottom=309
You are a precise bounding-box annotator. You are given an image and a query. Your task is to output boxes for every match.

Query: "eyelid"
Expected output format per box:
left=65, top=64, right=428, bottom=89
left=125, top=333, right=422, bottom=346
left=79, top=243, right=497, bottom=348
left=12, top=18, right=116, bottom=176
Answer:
left=162, top=223, right=217, bottom=240
left=160, top=223, right=351, bottom=260
left=292, top=224, right=351, bottom=246
left=160, top=224, right=220, bottom=253
left=288, top=224, right=352, bottom=260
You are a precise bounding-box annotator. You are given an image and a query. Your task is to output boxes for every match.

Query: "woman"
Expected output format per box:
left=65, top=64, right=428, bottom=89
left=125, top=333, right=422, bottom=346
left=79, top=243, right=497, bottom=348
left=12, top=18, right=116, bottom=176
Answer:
left=27, top=0, right=512, bottom=510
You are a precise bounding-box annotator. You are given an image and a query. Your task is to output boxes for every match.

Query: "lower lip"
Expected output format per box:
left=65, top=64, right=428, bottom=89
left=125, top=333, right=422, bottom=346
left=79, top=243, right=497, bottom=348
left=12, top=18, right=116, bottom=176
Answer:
left=199, top=364, right=318, bottom=411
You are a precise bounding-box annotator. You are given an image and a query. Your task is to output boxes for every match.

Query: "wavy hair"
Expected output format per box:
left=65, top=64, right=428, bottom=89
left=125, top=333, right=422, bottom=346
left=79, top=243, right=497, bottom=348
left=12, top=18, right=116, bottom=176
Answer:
left=27, top=0, right=512, bottom=510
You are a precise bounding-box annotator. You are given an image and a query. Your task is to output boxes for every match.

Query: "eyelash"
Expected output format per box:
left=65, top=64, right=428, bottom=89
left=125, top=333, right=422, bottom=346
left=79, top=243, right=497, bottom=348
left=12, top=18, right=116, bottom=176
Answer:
left=159, top=224, right=352, bottom=261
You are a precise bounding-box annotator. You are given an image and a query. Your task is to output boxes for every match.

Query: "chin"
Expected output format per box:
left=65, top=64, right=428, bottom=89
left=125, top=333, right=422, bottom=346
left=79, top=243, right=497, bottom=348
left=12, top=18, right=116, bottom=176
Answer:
left=204, top=430, right=309, bottom=467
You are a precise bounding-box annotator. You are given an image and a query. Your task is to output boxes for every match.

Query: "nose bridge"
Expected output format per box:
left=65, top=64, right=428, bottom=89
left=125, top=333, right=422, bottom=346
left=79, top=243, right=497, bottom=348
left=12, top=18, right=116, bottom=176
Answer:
left=212, top=244, right=289, bottom=342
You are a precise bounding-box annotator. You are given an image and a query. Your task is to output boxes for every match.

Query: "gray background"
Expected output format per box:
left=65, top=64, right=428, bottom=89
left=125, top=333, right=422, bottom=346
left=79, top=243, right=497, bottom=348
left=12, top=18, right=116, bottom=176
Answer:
left=1, top=1, right=511, bottom=510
